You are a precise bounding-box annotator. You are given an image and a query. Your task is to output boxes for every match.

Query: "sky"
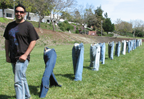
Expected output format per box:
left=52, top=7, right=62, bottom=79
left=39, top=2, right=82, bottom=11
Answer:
left=76, top=0, right=144, bottom=24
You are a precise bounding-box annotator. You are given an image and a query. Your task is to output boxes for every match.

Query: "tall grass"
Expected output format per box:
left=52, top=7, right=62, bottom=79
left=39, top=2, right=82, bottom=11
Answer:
left=0, top=43, right=144, bottom=99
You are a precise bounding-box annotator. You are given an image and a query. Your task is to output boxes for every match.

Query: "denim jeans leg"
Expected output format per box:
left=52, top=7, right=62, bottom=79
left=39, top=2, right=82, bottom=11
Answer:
left=99, top=43, right=105, bottom=64
left=124, top=40, right=126, bottom=55
left=93, top=44, right=100, bottom=71
left=39, top=48, right=57, bottom=98
left=110, top=41, right=114, bottom=59
left=72, top=43, right=84, bottom=81
left=12, top=60, right=30, bottom=99
left=117, top=41, right=121, bottom=57
left=89, top=44, right=96, bottom=67
left=121, top=41, right=124, bottom=55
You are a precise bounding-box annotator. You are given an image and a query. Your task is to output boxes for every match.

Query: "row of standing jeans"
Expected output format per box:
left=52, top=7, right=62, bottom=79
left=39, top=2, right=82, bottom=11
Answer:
left=72, top=39, right=142, bottom=81
left=108, top=39, right=142, bottom=60
left=38, top=39, right=142, bottom=97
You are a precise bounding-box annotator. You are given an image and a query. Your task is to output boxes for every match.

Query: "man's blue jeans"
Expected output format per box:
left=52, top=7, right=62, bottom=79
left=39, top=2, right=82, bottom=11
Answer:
left=11, top=60, right=31, bottom=99
left=108, top=41, right=114, bottom=60
left=39, top=47, right=60, bottom=98
left=115, top=41, right=121, bottom=57
left=72, top=43, right=84, bottom=81
left=99, top=43, right=105, bottom=64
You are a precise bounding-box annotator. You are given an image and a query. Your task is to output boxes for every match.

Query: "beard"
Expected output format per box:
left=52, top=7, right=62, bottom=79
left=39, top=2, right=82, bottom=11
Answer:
left=15, top=15, right=24, bottom=22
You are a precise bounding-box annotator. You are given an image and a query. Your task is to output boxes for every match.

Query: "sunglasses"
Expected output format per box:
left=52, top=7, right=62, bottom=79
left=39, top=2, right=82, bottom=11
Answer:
left=15, top=10, right=25, bottom=14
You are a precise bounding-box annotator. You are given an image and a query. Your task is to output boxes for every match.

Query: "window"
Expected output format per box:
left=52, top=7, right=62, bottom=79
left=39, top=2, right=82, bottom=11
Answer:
left=6, top=13, right=12, bottom=18
left=27, top=17, right=31, bottom=20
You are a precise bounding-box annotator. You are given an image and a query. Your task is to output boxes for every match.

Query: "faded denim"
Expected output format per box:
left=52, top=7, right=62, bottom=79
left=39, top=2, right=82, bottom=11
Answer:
left=121, top=40, right=126, bottom=55
left=11, top=60, right=31, bottom=99
left=72, top=43, right=84, bottom=81
left=99, top=43, right=105, bottom=64
left=108, top=41, right=114, bottom=60
left=115, top=41, right=121, bottom=57
left=39, top=47, right=60, bottom=98
left=127, top=41, right=131, bottom=53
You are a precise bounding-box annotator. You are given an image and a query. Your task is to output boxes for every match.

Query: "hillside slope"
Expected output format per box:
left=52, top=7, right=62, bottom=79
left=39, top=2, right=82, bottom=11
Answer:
left=0, top=22, right=137, bottom=50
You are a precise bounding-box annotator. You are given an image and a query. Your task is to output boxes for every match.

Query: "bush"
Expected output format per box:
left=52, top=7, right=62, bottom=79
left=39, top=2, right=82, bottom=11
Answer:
left=75, top=27, right=79, bottom=34
left=58, top=21, right=74, bottom=32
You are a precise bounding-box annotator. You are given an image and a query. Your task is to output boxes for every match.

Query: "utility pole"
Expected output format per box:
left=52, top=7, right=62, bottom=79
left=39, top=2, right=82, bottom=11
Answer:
left=101, top=20, right=103, bottom=36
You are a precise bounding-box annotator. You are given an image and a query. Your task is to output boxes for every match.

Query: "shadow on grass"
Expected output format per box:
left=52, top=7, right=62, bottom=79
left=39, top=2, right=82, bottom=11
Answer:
left=29, top=85, right=39, bottom=96
left=0, top=95, right=15, bottom=99
left=55, top=74, right=74, bottom=80
left=83, top=66, right=92, bottom=70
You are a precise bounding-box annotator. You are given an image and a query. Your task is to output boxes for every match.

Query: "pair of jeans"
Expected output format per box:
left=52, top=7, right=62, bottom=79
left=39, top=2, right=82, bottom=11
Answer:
left=133, top=40, right=136, bottom=50
left=99, top=43, right=105, bottom=64
left=89, top=44, right=100, bottom=71
left=11, top=60, right=31, bottom=99
left=72, top=43, right=84, bottom=81
left=108, top=41, right=114, bottom=60
left=121, top=40, right=126, bottom=55
left=39, top=47, right=60, bottom=98
left=115, top=41, right=121, bottom=57
left=127, top=41, right=131, bottom=53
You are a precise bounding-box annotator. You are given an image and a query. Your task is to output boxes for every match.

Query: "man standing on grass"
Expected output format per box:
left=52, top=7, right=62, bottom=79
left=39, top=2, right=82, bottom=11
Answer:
left=3, top=4, right=39, bottom=99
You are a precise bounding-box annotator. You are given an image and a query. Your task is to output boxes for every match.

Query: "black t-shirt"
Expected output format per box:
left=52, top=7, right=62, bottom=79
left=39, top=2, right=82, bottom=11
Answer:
left=3, top=21, right=39, bottom=63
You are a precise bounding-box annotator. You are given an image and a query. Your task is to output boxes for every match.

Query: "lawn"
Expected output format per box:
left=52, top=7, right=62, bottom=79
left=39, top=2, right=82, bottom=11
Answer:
left=0, top=43, right=144, bottom=99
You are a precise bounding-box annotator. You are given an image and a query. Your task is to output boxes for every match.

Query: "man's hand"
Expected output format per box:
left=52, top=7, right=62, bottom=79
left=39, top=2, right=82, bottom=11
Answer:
left=19, top=54, right=27, bottom=62
left=6, top=56, right=11, bottom=63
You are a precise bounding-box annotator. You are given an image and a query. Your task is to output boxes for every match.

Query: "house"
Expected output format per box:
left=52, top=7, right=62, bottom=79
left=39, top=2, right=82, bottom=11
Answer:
left=0, top=8, right=64, bottom=24
left=88, top=31, right=97, bottom=36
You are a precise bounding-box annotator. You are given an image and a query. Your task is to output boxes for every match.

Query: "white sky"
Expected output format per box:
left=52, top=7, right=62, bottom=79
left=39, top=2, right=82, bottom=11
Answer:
left=76, top=0, right=144, bottom=23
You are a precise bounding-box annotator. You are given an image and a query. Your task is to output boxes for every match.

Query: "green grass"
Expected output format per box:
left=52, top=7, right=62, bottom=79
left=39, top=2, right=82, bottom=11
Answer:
left=0, top=43, right=144, bottom=99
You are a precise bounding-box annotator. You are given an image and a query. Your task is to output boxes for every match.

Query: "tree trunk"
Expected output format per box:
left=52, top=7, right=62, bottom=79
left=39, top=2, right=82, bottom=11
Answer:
left=26, top=12, right=30, bottom=20
left=52, top=21, right=55, bottom=31
left=2, top=8, right=5, bottom=18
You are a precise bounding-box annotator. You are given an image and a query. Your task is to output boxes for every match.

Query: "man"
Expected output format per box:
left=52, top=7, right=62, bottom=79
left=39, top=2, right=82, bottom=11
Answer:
left=3, top=4, right=39, bottom=99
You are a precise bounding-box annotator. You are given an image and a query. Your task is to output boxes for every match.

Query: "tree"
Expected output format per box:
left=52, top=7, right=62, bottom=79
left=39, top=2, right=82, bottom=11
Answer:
left=115, top=19, right=132, bottom=36
left=0, top=0, right=13, bottom=18
left=31, top=0, right=53, bottom=28
left=103, top=13, right=114, bottom=34
left=50, top=0, right=76, bottom=31
left=130, top=19, right=144, bottom=38
left=94, top=6, right=104, bottom=33
left=103, top=18, right=114, bottom=34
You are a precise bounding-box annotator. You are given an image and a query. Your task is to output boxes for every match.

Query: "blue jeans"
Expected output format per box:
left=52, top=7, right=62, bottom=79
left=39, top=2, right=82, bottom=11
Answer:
left=133, top=40, right=136, bottom=50
left=99, top=43, right=105, bottom=64
left=121, top=40, right=126, bottom=55
left=39, top=47, right=60, bottom=98
left=72, top=43, right=84, bottom=81
left=108, top=41, right=114, bottom=60
left=127, top=41, right=130, bottom=53
left=11, top=60, right=30, bottom=99
left=115, top=41, right=121, bottom=57
left=90, top=44, right=100, bottom=71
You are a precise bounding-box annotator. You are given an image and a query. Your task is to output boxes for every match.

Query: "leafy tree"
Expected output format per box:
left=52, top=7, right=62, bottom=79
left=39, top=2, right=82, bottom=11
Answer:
left=50, top=0, right=76, bottom=31
left=31, top=0, right=53, bottom=28
left=94, top=6, right=104, bottom=32
left=115, top=19, right=132, bottom=36
left=103, top=18, right=114, bottom=34
left=0, top=0, right=13, bottom=18
left=58, top=20, right=74, bottom=32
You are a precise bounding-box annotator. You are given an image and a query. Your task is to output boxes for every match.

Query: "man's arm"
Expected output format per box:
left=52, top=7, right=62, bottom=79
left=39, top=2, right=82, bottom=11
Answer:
left=5, top=39, right=11, bottom=63
left=19, top=40, right=36, bottom=61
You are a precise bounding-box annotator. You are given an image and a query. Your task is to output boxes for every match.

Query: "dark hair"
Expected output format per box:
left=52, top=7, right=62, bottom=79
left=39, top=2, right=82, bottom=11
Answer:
left=15, top=3, right=26, bottom=12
